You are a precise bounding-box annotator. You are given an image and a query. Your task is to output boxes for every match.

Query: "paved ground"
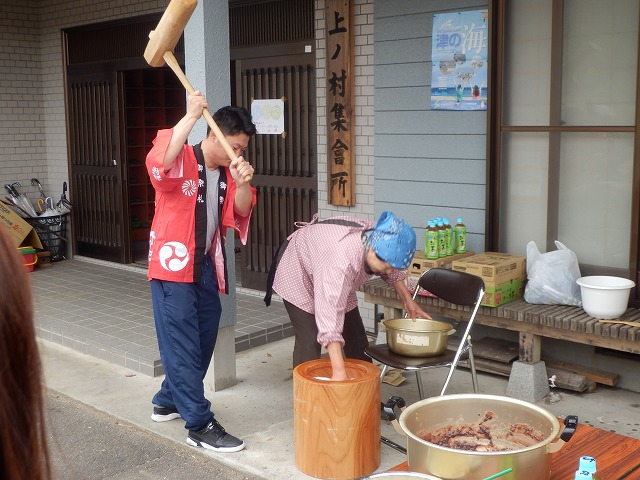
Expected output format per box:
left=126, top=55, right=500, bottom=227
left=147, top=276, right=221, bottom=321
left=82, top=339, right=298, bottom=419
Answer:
left=46, top=391, right=260, bottom=480
left=41, top=335, right=640, bottom=480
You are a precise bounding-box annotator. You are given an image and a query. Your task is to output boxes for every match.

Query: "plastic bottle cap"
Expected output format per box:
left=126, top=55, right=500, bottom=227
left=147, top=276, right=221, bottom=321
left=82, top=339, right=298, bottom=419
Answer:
left=457, top=217, right=463, bottom=223
left=574, top=471, right=592, bottom=480
left=579, top=456, right=597, bottom=473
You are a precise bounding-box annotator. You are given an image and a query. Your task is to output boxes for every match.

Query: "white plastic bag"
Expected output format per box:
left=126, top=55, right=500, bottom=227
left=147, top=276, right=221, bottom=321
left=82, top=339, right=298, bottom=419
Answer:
left=524, top=240, right=582, bottom=306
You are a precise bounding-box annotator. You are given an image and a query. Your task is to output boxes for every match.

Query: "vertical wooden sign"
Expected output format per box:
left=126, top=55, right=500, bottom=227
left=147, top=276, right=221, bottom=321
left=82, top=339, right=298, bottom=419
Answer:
left=326, top=0, right=355, bottom=206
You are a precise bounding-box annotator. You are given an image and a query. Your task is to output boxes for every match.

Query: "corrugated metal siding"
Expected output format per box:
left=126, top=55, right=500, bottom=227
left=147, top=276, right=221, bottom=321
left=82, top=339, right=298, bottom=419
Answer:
left=374, top=0, right=488, bottom=253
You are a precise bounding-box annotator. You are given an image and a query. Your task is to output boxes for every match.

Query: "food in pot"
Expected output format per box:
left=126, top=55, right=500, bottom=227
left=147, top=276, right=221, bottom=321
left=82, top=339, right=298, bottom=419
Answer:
left=417, top=410, right=545, bottom=452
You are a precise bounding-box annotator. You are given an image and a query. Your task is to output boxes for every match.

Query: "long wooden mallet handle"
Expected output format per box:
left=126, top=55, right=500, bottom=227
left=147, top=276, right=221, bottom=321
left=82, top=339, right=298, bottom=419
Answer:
left=162, top=52, right=252, bottom=183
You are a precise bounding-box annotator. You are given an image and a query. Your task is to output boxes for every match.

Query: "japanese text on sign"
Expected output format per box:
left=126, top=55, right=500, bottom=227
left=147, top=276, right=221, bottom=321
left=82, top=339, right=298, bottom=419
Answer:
left=430, top=10, right=488, bottom=111
left=326, top=0, right=355, bottom=206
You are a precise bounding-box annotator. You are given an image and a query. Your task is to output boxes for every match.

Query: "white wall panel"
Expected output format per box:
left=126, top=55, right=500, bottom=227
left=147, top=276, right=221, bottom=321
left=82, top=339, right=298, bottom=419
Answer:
left=375, top=0, right=488, bottom=250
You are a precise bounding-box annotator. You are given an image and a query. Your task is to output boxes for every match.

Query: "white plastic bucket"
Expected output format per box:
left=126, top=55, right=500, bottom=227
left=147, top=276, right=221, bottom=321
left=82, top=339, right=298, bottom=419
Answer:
left=576, top=276, right=635, bottom=319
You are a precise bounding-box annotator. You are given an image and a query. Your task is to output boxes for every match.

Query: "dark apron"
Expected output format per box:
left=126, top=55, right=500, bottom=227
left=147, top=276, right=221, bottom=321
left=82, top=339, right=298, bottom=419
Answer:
left=263, top=218, right=362, bottom=306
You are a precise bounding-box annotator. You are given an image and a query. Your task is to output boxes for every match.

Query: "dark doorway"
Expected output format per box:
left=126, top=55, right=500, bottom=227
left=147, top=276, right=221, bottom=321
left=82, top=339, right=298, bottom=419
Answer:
left=64, top=15, right=184, bottom=265
left=66, top=66, right=125, bottom=263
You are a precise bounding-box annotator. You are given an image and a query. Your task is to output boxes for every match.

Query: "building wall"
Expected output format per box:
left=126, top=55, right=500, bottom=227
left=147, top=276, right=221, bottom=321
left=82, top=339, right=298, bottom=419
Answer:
left=373, top=0, right=640, bottom=392
left=0, top=0, right=165, bottom=207
left=374, top=0, right=488, bottom=255
left=1, top=0, right=47, bottom=201
left=315, top=0, right=378, bottom=329
left=3, top=0, right=640, bottom=390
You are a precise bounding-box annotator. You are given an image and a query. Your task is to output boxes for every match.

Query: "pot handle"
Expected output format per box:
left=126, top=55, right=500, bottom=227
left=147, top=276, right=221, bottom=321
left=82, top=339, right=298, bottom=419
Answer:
left=548, top=415, right=579, bottom=454
left=446, top=328, right=456, bottom=336
left=382, top=396, right=407, bottom=436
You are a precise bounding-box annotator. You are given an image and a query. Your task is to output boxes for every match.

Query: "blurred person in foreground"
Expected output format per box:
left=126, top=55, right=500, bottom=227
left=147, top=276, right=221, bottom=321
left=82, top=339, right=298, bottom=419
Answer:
left=267, top=211, right=431, bottom=380
left=0, top=227, right=53, bottom=480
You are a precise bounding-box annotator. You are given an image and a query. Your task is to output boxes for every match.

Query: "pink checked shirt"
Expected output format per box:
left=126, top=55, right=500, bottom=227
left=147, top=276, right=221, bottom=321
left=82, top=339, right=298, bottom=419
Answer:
left=272, top=216, right=406, bottom=347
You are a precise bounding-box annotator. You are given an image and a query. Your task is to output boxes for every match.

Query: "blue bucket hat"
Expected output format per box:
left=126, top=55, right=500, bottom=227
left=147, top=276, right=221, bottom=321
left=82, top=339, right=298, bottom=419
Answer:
left=369, top=211, right=416, bottom=269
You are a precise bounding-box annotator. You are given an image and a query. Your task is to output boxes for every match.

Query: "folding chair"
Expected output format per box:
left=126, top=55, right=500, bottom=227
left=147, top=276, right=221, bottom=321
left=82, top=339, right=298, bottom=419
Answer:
left=365, top=267, right=485, bottom=398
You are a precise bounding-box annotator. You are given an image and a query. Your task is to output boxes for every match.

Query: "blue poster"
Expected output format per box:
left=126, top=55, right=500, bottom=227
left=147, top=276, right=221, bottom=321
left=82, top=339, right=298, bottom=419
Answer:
left=431, top=10, right=488, bottom=111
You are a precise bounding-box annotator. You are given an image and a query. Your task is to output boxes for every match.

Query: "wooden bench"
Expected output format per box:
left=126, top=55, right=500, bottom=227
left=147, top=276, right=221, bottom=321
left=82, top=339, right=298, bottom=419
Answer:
left=361, top=277, right=640, bottom=371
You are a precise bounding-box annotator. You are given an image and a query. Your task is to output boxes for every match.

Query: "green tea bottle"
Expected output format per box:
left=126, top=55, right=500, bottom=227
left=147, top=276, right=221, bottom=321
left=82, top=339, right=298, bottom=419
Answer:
left=425, top=221, right=438, bottom=259
left=443, top=218, right=453, bottom=256
left=454, top=218, right=466, bottom=253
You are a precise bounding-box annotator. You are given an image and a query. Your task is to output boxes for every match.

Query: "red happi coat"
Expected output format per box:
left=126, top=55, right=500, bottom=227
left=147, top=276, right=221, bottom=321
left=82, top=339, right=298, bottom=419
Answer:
left=145, top=129, right=256, bottom=294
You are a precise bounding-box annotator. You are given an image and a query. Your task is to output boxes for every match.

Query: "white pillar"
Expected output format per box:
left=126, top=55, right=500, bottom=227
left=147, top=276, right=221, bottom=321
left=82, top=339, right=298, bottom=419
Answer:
left=185, top=1, right=237, bottom=391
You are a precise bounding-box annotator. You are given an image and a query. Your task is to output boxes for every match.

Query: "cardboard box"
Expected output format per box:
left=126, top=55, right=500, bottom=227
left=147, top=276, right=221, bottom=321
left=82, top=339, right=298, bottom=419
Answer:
left=408, top=250, right=476, bottom=277
left=481, top=278, right=525, bottom=307
left=451, top=252, right=526, bottom=285
left=406, top=251, right=476, bottom=297
left=0, top=201, right=43, bottom=249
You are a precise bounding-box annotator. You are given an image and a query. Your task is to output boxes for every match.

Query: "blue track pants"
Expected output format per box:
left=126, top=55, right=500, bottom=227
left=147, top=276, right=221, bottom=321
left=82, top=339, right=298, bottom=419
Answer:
left=150, top=255, right=221, bottom=431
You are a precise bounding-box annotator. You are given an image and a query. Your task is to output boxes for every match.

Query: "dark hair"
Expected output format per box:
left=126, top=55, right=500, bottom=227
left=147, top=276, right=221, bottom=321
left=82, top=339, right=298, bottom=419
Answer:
left=0, top=229, right=52, bottom=480
left=207, top=106, right=256, bottom=138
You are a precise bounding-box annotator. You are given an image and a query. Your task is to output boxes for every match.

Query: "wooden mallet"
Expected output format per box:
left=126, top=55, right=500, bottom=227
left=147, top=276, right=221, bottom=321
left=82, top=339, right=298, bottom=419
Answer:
left=144, top=0, right=252, bottom=182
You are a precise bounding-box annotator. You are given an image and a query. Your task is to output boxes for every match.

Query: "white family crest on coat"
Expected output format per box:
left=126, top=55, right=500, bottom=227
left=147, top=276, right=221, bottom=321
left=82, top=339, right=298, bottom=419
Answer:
left=182, top=179, right=197, bottom=196
left=158, top=241, right=190, bottom=271
left=152, top=166, right=162, bottom=181
left=148, top=231, right=156, bottom=262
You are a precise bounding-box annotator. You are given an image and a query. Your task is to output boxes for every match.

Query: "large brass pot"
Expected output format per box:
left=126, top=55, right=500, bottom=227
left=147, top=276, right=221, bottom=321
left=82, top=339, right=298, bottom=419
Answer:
left=397, top=394, right=570, bottom=480
left=383, top=318, right=455, bottom=357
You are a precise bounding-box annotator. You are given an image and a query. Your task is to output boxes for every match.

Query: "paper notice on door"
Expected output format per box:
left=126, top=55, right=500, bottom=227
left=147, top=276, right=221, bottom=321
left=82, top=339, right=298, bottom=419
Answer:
left=251, top=99, right=285, bottom=135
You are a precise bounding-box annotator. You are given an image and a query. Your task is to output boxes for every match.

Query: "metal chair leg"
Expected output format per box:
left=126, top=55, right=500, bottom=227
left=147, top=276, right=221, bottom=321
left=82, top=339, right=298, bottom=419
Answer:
left=415, top=370, right=426, bottom=399
left=468, top=347, right=479, bottom=393
left=379, top=364, right=389, bottom=382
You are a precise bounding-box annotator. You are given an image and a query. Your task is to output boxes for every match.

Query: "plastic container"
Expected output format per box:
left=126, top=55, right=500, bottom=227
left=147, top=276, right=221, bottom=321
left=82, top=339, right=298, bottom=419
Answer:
left=579, top=455, right=597, bottom=474
left=578, top=455, right=600, bottom=479
left=25, top=212, right=68, bottom=261
left=454, top=218, right=466, bottom=253
left=576, top=276, right=635, bottom=319
left=18, top=246, right=38, bottom=272
left=425, top=222, right=438, bottom=259
left=574, top=471, right=592, bottom=479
